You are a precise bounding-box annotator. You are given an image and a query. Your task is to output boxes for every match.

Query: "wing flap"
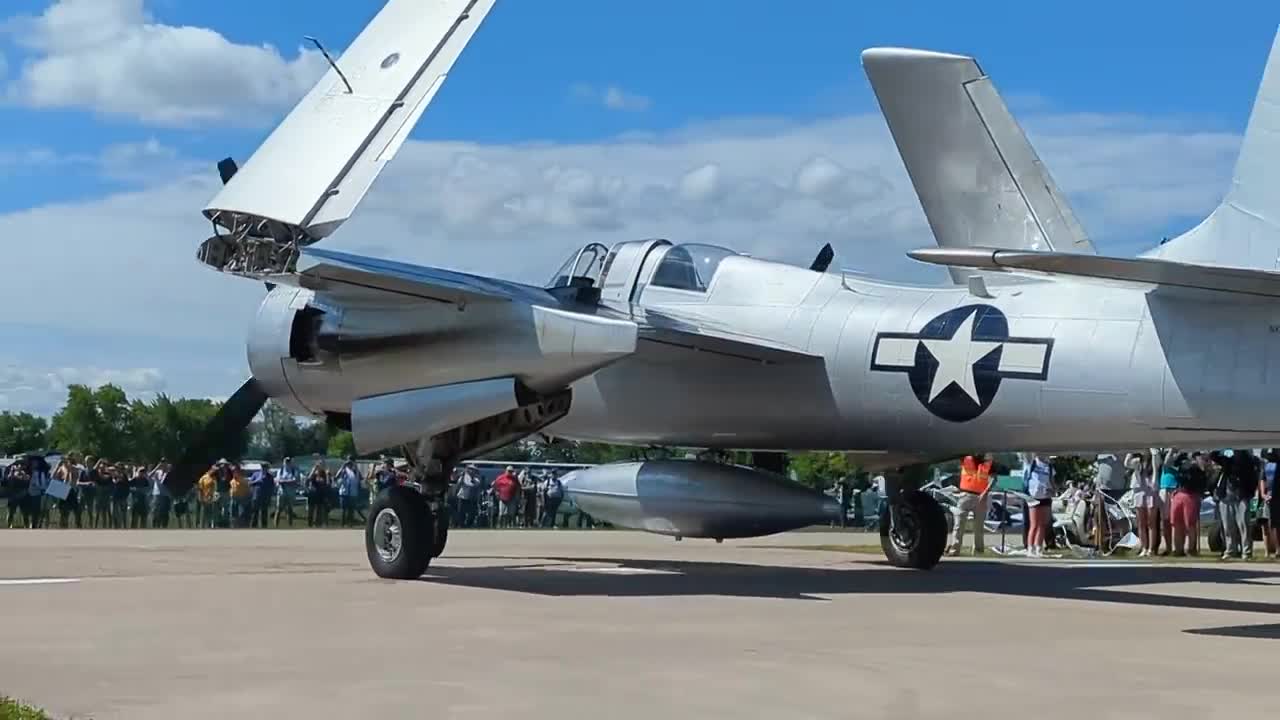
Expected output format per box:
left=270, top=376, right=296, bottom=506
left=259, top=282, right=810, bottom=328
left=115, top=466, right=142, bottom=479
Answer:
left=909, top=246, right=1280, bottom=298
left=296, top=247, right=554, bottom=306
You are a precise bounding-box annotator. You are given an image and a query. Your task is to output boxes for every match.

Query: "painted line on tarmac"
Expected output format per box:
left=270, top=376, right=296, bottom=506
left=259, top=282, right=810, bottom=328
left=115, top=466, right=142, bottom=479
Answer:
left=0, top=578, right=81, bottom=587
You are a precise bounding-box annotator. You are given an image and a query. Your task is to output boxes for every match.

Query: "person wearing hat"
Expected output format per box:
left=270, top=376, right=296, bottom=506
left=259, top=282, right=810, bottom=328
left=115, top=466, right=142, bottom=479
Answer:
left=212, top=459, right=234, bottom=528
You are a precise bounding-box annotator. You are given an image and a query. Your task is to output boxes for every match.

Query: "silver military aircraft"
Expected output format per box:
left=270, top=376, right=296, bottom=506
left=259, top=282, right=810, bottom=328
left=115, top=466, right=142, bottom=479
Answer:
left=165, top=0, right=1280, bottom=578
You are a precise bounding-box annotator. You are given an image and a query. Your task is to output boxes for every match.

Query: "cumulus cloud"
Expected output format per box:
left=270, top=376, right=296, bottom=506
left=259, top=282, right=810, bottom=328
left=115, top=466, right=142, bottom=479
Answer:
left=0, top=107, right=1242, bottom=416
left=572, top=83, right=652, bottom=112
left=0, top=363, right=166, bottom=416
left=0, top=138, right=194, bottom=184
left=1, top=0, right=326, bottom=127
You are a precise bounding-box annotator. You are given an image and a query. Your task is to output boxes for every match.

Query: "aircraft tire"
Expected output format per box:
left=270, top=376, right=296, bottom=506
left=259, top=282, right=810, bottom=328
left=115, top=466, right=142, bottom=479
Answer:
left=366, top=486, right=434, bottom=579
left=880, top=489, right=947, bottom=570
left=431, top=511, right=449, bottom=558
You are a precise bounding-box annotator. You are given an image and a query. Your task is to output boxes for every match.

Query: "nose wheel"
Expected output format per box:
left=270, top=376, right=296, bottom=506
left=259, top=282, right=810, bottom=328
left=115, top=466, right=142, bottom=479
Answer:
left=366, top=486, right=437, bottom=579
left=879, top=489, right=947, bottom=569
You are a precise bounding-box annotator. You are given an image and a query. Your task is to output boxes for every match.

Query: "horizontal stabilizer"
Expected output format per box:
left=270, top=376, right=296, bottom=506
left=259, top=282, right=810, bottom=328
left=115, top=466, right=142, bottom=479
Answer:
left=910, top=246, right=1280, bottom=298
left=296, top=247, right=554, bottom=306
left=204, top=0, right=496, bottom=242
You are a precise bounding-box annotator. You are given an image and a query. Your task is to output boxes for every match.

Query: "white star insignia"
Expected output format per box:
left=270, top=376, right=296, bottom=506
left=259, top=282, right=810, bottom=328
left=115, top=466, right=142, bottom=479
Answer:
left=919, top=311, right=1001, bottom=403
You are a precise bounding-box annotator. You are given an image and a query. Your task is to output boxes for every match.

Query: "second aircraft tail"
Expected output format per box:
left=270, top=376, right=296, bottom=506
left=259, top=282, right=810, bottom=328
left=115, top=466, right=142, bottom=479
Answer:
left=862, top=46, right=1095, bottom=284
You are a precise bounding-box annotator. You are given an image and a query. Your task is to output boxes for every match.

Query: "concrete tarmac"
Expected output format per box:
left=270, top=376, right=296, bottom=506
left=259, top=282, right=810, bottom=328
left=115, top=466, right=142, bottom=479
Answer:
left=2, top=528, right=1279, bottom=720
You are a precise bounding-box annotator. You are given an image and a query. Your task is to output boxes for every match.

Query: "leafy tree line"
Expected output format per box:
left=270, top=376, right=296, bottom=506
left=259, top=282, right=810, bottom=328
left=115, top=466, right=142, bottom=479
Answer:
left=2, top=385, right=875, bottom=489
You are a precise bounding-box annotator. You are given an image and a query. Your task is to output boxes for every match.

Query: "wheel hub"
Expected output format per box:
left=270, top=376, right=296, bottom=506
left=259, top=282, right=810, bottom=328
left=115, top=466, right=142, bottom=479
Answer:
left=889, top=502, right=921, bottom=553
left=373, top=508, right=403, bottom=563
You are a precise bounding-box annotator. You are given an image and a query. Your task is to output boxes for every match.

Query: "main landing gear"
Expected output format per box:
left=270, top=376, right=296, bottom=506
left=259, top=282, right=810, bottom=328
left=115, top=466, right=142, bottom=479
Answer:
left=878, top=468, right=947, bottom=570
left=367, top=486, right=444, bottom=580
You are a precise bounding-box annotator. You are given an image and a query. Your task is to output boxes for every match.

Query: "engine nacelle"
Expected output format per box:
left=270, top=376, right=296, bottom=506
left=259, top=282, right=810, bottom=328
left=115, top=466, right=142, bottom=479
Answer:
left=245, top=284, right=635, bottom=423
left=562, top=460, right=841, bottom=540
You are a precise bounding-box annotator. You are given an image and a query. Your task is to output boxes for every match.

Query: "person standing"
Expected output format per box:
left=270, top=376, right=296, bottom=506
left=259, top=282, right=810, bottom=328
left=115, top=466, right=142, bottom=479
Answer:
left=197, top=468, right=217, bottom=529
left=337, top=458, right=363, bottom=528
left=248, top=462, right=276, bottom=528
left=93, top=459, right=113, bottom=529
left=128, top=466, right=150, bottom=528
left=212, top=459, right=234, bottom=528
left=149, top=460, right=172, bottom=529
left=520, top=469, right=539, bottom=529
left=1153, top=448, right=1179, bottom=556
left=541, top=470, right=564, bottom=528
left=53, top=457, right=79, bottom=528
left=1170, top=453, right=1209, bottom=557
left=230, top=468, right=252, bottom=527
left=275, top=457, right=301, bottom=527
left=948, top=453, right=995, bottom=556
left=456, top=466, right=480, bottom=528
left=1125, top=451, right=1159, bottom=557
left=6, top=460, right=30, bottom=528
left=306, top=460, right=331, bottom=527
left=1023, top=453, right=1055, bottom=558
left=1214, top=450, right=1259, bottom=560
left=373, top=458, right=398, bottom=497
left=492, top=466, right=520, bottom=529
left=74, top=455, right=95, bottom=529
left=110, top=465, right=130, bottom=528
left=1263, top=449, right=1280, bottom=560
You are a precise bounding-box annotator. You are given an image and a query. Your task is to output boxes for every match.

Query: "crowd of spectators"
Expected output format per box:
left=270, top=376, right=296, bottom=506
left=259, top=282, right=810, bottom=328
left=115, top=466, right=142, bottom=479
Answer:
left=1, top=454, right=594, bottom=531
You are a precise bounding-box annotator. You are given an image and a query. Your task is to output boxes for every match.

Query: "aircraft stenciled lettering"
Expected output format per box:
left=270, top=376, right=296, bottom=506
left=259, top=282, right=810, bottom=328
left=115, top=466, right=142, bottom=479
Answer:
left=870, top=305, right=1053, bottom=422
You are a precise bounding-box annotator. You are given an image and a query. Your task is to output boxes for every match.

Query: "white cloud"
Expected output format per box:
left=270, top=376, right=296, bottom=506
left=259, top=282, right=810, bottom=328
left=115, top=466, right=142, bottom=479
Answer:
left=2, top=0, right=326, bottom=127
left=572, top=83, right=652, bottom=112
left=0, top=107, right=1242, bottom=417
left=0, top=363, right=166, bottom=416
left=0, top=138, right=194, bottom=184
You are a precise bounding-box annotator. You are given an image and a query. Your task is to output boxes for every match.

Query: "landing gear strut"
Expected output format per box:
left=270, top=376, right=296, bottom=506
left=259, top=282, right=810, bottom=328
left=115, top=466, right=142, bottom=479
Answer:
left=878, top=466, right=947, bottom=570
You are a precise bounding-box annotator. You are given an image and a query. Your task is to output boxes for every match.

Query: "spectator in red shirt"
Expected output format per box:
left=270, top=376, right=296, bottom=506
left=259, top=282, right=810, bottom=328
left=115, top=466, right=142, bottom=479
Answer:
left=492, top=467, right=520, bottom=529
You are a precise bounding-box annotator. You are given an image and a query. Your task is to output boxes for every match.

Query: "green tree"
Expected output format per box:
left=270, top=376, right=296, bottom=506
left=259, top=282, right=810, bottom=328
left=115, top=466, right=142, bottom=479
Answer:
left=129, top=395, right=221, bottom=464
left=326, top=430, right=356, bottom=459
left=0, top=412, right=48, bottom=455
left=788, top=451, right=850, bottom=490
left=48, top=384, right=134, bottom=459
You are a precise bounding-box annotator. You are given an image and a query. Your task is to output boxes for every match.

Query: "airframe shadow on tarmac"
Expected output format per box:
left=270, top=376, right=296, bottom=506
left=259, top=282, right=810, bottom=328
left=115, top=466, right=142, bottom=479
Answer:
left=419, top=558, right=1280, bottom=637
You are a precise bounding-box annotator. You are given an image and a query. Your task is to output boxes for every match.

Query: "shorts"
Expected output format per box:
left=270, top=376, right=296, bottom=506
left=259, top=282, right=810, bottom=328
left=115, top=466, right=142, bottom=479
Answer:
left=1131, top=489, right=1157, bottom=510
left=1028, top=496, right=1053, bottom=508
left=1170, top=490, right=1199, bottom=531
left=1158, top=488, right=1175, bottom=516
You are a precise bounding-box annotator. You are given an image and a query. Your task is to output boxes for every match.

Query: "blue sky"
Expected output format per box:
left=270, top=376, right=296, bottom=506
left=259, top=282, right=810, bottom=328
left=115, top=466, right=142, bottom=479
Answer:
left=0, top=0, right=1277, bottom=416
left=2, top=1, right=1276, bottom=212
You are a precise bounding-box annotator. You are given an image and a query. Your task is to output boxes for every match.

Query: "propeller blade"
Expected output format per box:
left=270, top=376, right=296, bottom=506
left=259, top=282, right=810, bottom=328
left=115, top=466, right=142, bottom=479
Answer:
left=165, top=377, right=268, bottom=497
left=809, top=243, right=834, bottom=273
left=217, top=157, right=239, bottom=185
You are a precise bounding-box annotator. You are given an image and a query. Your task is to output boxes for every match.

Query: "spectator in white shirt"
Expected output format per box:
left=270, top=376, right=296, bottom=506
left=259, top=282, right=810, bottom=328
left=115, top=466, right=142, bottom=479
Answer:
left=275, top=456, right=301, bottom=527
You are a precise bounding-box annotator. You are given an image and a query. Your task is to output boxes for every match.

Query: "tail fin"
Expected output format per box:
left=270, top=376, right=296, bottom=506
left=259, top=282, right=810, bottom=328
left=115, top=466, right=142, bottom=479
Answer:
left=1147, top=28, right=1280, bottom=269
left=862, top=47, right=1095, bottom=284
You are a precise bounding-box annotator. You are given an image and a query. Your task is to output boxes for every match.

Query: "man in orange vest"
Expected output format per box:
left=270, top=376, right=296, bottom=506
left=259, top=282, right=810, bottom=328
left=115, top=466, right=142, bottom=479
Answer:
left=948, top=453, right=995, bottom=556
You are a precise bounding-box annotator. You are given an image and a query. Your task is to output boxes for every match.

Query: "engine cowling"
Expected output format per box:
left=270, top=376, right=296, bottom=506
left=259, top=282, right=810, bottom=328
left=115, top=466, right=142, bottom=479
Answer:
left=562, top=460, right=841, bottom=539
left=245, top=284, right=636, bottom=423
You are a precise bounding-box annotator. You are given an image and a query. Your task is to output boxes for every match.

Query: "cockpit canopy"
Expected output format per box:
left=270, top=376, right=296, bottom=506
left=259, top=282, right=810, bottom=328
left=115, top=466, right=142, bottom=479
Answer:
left=548, top=240, right=737, bottom=297
left=648, top=243, right=736, bottom=293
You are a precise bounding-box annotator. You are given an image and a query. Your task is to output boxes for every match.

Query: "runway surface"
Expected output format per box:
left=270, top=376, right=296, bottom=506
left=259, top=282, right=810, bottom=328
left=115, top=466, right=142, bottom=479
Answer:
left=2, top=529, right=1278, bottom=720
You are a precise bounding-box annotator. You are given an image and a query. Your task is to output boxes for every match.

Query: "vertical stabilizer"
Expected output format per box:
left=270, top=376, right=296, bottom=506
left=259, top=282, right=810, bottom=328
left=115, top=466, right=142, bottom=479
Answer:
left=1147, top=28, right=1280, bottom=269
left=862, top=47, right=1095, bottom=284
